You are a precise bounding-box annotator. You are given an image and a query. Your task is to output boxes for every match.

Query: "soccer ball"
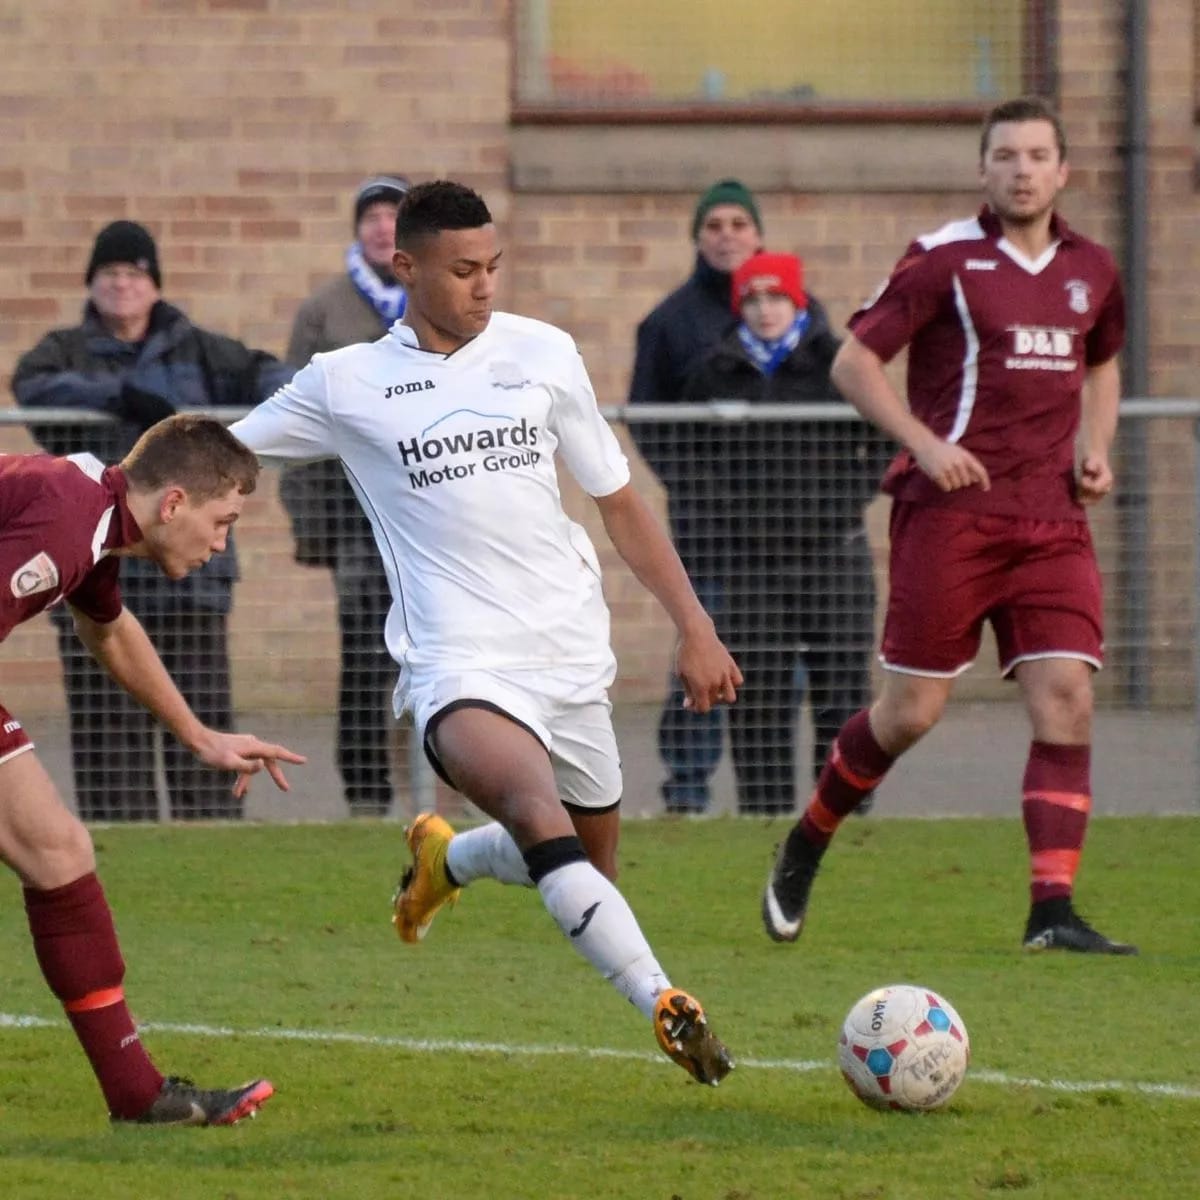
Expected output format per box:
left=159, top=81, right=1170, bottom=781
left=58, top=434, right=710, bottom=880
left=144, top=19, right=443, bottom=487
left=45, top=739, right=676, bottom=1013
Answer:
left=838, top=983, right=970, bottom=1112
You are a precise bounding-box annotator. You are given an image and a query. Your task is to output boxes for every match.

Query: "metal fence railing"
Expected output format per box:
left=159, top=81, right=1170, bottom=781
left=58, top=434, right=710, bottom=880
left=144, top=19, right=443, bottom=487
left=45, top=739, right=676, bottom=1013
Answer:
left=3, top=401, right=1196, bottom=821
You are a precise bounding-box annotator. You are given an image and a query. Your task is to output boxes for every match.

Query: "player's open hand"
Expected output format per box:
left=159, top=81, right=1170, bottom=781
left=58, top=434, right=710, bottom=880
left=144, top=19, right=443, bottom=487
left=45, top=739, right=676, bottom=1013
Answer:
left=192, top=731, right=307, bottom=797
left=913, top=437, right=990, bottom=493
left=676, top=627, right=743, bottom=714
left=1075, top=452, right=1113, bottom=505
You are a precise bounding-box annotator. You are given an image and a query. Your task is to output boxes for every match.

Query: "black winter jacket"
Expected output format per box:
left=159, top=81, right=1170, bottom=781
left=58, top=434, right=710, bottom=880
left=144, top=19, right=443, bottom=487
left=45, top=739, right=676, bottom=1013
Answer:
left=669, top=306, right=894, bottom=573
left=627, top=254, right=739, bottom=486
left=13, top=300, right=292, bottom=613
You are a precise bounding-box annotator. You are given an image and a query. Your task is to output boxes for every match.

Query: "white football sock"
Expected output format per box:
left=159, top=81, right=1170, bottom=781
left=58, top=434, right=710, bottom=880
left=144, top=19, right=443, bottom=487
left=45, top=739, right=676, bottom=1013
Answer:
left=445, top=822, right=532, bottom=886
left=536, top=860, right=671, bottom=1019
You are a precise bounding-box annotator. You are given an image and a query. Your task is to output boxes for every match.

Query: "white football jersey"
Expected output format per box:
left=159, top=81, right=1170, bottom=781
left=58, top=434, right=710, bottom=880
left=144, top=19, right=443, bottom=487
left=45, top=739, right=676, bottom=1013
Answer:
left=231, top=312, right=630, bottom=674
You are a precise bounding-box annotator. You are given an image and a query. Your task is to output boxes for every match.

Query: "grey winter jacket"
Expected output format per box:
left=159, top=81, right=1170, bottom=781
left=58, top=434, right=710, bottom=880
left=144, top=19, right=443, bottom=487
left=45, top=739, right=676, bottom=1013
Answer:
left=13, top=299, right=291, bottom=613
left=278, top=273, right=393, bottom=567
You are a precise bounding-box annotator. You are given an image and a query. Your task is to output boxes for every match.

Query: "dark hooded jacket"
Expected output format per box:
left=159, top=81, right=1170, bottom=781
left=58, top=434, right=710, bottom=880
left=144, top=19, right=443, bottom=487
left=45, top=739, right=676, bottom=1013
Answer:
left=670, top=299, right=894, bottom=577
left=627, top=254, right=740, bottom=492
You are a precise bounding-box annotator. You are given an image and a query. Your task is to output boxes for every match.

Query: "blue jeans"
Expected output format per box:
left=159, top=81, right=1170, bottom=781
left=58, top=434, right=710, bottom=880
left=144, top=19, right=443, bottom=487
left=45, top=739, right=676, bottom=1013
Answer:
left=658, top=580, right=810, bottom=812
left=658, top=680, right=724, bottom=812
left=659, top=652, right=811, bottom=813
left=658, top=578, right=724, bottom=812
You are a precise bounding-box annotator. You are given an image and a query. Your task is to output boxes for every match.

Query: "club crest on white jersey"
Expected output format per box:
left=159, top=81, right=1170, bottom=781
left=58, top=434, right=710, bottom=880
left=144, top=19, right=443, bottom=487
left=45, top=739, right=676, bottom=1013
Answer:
left=489, top=361, right=534, bottom=389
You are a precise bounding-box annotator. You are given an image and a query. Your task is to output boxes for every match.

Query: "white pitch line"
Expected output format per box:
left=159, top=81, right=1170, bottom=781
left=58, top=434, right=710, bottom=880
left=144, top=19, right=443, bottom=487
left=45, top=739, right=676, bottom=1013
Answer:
left=3, top=1012, right=1198, bottom=1101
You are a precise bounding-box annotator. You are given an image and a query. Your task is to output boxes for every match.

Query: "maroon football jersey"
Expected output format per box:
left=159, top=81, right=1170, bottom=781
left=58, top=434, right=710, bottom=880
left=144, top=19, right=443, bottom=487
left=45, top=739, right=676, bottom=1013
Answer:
left=1, top=452, right=143, bottom=644
left=849, top=207, right=1125, bottom=519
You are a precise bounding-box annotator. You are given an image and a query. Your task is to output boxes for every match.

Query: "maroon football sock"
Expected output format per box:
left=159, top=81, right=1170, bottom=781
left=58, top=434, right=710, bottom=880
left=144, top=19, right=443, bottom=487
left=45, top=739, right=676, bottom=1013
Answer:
left=1022, top=741, right=1091, bottom=905
left=24, top=873, right=163, bottom=1119
left=799, top=709, right=895, bottom=849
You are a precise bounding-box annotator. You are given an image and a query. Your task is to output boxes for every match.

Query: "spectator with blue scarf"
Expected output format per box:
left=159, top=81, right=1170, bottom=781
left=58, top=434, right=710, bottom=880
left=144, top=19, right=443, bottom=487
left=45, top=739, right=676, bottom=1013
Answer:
left=678, top=253, right=892, bottom=815
left=278, top=174, right=410, bottom=816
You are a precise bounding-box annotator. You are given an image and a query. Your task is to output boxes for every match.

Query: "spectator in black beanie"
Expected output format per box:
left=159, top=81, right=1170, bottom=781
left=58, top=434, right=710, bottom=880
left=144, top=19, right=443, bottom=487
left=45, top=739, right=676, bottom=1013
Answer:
left=12, top=219, right=292, bottom=822
left=86, top=219, right=163, bottom=287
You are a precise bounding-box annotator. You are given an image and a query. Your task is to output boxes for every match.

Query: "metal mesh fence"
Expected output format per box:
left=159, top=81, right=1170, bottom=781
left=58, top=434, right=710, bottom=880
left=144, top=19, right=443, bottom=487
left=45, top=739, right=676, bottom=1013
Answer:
left=514, top=1, right=1051, bottom=108
left=2, top=402, right=1196, bottom=822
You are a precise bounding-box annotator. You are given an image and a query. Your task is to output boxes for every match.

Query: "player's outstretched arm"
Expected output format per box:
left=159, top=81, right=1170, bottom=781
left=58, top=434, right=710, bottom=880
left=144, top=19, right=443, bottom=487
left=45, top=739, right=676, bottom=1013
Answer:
left=71, top=607, right=305, bottom=795
left=832, top=335, right=990, bottom=493
left=593, top=483, right=742, bottom=713
left=189, top=730, right=308, bottom=798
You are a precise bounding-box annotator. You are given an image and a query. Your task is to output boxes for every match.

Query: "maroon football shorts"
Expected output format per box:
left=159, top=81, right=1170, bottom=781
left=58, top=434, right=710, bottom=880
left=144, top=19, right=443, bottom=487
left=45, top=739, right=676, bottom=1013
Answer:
left=0, top=700, right=35, bottom=765
left=881, top=502, right=1104, bottom=677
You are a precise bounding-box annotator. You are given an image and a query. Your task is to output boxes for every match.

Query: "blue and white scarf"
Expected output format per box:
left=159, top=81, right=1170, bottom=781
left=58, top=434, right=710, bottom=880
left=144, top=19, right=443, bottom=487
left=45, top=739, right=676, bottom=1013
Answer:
left=737, top=309, right=809, bottom=376
left=345, top=242, right=407, bottom=326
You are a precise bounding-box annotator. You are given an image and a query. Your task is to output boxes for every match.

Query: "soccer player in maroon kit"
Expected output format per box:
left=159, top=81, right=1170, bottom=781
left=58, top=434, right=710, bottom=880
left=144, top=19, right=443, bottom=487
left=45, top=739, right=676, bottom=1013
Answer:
left=1, top=414, right=305, bottom=1123
left=762, top=96, right=1136, bottom=955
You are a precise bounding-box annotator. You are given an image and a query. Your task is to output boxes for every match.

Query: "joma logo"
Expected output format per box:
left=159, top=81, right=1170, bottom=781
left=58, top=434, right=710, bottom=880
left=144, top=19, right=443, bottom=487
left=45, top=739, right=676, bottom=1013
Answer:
left=385, top=380, right=436, bottom=399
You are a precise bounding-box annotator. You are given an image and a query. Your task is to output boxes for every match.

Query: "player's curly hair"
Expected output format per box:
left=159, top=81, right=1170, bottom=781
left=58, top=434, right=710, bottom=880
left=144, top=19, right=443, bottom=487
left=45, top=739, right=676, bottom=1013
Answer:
left=394, top=180, right=493, bottom=247
left=122, top=413, right=259, bottom=500
left=980, top=96, right=1068, bottom=162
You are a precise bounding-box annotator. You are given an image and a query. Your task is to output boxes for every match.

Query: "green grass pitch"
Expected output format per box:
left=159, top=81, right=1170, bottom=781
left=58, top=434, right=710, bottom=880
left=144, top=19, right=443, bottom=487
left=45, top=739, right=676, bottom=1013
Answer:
left=1, top=816, right=1198, bottom=1199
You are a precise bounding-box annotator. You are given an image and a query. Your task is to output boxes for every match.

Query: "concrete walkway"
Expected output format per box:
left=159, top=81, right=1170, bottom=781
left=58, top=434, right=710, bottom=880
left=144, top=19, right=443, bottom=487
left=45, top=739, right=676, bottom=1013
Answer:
left=29, top=701, right=1198, bottom=824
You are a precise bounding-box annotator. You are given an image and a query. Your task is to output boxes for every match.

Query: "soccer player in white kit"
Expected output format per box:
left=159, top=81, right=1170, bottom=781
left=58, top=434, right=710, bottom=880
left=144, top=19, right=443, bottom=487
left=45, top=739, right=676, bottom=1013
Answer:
left=231, top=181, right=742, bottom=1085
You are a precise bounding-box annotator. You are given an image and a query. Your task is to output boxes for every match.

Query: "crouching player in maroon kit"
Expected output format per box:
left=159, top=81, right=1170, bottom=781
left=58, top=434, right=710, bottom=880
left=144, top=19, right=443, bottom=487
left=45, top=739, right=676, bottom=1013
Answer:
left=762, top=97, right=1136, bottom=955
left=1, top=414, right=305, bottom=1123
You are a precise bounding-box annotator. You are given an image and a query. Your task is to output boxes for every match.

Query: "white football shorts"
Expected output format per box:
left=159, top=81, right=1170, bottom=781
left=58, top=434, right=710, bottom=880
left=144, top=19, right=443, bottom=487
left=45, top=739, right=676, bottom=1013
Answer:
left=399, top=656, right=622, bottom=811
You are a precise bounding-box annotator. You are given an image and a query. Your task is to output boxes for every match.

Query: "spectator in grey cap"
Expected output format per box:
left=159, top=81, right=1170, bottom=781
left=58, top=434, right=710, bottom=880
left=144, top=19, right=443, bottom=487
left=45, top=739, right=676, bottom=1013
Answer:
left=277, top=173, right=411, bottom=816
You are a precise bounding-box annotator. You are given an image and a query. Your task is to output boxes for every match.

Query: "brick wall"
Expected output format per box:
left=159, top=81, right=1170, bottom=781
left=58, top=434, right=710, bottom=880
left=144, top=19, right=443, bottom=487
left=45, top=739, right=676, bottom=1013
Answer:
left=0, top=0, right=513, bottom=713
left=2, top=0, right=1196, bottom=714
